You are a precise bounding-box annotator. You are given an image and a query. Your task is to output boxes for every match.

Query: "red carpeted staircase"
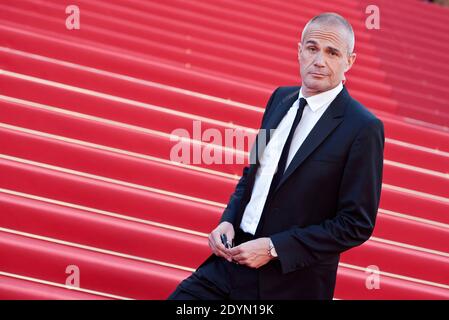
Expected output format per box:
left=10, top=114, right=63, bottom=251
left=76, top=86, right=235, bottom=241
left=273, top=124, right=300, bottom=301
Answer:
left=0, top=0, right=448, bottom=299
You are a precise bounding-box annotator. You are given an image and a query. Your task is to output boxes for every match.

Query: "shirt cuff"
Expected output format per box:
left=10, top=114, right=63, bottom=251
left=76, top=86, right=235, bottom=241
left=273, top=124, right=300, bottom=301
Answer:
left=269, top=238, right=278, bottom=257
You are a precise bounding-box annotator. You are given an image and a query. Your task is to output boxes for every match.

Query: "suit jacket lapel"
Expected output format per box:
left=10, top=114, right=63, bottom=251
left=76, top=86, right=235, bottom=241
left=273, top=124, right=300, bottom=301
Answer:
left=274, top=86, right=350, bottom=193
left=253, top=88, right=300, bottom=167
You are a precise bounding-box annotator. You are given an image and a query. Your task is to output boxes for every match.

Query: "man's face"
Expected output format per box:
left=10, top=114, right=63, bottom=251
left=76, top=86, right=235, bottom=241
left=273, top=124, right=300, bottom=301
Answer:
left=298, top=23, right=356, bottom=96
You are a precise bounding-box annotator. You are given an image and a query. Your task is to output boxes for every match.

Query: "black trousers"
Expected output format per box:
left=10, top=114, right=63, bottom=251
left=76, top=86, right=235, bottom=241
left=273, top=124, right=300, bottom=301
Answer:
left=168, top=228, right=259, bottom=300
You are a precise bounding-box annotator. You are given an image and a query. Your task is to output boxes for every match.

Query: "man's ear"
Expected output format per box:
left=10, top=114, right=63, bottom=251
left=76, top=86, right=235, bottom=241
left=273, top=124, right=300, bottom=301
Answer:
left=345, top=52, right=357, bottom=72
left=297, top=42, right=302, bottom=60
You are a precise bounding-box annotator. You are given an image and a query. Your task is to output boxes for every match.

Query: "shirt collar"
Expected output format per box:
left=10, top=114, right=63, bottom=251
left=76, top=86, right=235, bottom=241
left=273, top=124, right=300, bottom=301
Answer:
left=298, top=82, right=343, bottom=113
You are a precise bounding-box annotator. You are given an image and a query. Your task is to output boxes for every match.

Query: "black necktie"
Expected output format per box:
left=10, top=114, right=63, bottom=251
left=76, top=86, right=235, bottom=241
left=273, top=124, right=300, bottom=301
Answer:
left=268, top=97, right=307, bottom=196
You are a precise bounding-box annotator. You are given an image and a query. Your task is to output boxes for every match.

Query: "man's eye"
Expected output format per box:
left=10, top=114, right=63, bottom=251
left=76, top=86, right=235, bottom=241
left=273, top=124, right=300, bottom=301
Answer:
left=330, top=51, right=338, bottom=56
left=308, top=47, right=317, bottom=52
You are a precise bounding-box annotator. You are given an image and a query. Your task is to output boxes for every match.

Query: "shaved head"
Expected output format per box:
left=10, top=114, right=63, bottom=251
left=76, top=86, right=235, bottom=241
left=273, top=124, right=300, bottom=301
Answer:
left=301, top=13, right=355, bottom=55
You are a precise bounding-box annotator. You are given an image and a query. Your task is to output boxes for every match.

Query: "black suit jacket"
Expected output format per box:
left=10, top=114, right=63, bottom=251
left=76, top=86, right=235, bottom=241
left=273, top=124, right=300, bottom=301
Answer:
left=210, top=86, right=384, bottom=299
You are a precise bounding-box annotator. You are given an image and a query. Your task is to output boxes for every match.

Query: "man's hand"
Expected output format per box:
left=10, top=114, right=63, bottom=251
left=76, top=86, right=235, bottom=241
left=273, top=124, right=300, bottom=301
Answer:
left=229, top=237, right=273, bottom=269
left=208, top=222, right=234, bottom=262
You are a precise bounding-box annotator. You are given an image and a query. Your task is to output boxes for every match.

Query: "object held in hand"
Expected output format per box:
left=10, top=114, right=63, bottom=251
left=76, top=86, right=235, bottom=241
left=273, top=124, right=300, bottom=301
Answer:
left=220, top=234, right=232, bottom=249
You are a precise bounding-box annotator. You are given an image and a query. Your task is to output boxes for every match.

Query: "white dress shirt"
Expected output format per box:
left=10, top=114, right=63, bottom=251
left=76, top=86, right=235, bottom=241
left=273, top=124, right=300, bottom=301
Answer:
left=239, top=82, right=343, bottom=235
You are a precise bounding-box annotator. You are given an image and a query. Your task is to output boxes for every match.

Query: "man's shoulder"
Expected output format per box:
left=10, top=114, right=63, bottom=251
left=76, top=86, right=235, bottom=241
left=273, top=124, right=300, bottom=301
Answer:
left=274, top=86, right=300, bottom=96
left=265, top=86, right=300, bottom=114
left=345, top=93, right=383, bottom=127
left=342, top=92, right=384, bottom=145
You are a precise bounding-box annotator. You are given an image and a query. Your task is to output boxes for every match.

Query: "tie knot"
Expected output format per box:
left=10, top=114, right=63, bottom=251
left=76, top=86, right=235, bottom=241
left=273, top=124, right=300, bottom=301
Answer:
left=298, top=97, right=307, bottom=111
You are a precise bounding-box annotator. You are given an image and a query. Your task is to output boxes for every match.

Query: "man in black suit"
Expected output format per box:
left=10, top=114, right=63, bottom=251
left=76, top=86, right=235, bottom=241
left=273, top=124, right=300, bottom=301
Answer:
left=169, top=12, right=384, bottom=300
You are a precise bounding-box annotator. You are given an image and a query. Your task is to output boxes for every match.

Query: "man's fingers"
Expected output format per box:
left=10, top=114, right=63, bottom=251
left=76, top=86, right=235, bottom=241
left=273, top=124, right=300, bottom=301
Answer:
left=208, top=237, right=216, bottom=253
left=213, top=232, right=227, bottom=251
left=232, top=254, right=245, bottom=263
left=208, top=234, right=221, bottom=255
left=208, top=223, right=236, bottom=262
left=229, top=246, right=242, bottom=256
left=210, top=231, right=231, bottom=260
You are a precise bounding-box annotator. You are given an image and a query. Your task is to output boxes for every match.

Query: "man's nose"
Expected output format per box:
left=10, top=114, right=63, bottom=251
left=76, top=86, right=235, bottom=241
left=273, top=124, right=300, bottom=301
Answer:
left=313, top=51, right=325, bottom=67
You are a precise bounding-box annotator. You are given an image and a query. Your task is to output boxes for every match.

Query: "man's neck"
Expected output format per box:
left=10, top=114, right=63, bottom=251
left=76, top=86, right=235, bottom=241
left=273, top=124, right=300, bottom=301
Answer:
left=300, top=83, right=342, bottom=98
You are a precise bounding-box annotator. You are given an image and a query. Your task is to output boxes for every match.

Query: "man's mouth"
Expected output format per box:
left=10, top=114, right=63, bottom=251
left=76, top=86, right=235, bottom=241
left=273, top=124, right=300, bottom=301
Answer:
left=309, top=72, right=327, bottom=77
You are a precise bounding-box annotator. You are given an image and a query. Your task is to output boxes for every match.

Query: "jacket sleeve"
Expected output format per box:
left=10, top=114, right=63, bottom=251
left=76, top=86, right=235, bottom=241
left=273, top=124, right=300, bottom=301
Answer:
left=270, top=118, right=385, bottom=274
left=219, top=87, right=280, bottom=225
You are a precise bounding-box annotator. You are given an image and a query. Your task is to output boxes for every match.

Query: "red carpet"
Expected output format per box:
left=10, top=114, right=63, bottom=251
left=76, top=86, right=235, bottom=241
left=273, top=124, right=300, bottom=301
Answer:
left=0, top=0, right=448, bottom=299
